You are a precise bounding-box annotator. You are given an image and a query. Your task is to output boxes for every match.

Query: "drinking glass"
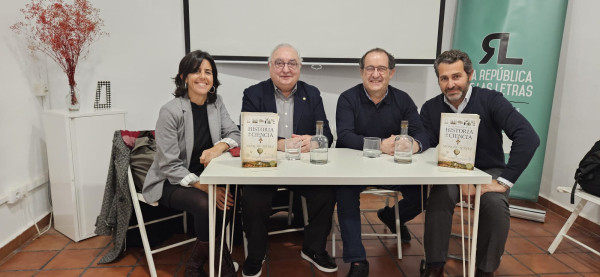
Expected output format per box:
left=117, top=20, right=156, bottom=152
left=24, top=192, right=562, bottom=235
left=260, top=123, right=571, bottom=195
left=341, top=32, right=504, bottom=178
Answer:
left=285, top=138, right=302, bottom=160
left=363, top=137, right=382, bottom=158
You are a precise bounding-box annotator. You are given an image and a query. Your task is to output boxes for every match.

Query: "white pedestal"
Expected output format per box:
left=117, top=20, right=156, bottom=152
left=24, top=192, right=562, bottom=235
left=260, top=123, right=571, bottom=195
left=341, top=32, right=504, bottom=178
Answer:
left=44, top=108, right=127, bottom=241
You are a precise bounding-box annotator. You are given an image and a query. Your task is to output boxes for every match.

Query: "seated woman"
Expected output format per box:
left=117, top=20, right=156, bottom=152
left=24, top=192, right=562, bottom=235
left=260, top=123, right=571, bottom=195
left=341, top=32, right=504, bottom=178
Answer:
left=142, top=50, right=240, bottom=277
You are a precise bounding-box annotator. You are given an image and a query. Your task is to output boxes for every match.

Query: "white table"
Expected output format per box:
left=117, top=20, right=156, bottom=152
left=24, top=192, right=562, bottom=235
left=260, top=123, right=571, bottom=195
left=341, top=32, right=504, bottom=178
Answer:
left=200, top=148, right=492, bottom=277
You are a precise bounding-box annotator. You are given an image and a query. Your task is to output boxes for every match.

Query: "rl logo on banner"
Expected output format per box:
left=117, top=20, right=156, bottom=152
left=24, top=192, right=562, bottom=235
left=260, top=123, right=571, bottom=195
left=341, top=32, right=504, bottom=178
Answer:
left=452, top=0, right=567, bottom=200
left=479, top=33, right=523, bottom=65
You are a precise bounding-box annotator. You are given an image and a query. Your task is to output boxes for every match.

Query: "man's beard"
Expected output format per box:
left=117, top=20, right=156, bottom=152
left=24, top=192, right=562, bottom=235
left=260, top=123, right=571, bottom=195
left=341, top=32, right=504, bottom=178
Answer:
left=444, top=82, right=470, bottom=102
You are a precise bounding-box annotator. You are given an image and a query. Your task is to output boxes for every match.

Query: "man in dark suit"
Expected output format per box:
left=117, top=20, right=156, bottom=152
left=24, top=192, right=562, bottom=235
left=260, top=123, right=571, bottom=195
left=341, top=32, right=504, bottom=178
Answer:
left=240, top=43, right=337, bottom=277
left=418, top=50, right=539, bottom=277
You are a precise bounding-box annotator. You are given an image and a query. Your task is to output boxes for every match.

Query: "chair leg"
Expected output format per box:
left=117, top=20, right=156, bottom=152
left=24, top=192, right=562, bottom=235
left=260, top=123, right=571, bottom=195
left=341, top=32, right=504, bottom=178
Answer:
left=549, top=198, right=588, bottom=253
left=226, top=225, right=231, bottom=251
left=394, top=191, right=402, bottom=259
left=288, top=191, right=294, bottom=226
left=331, top=214, right=336, bottom=257
left=422, top=185, right=430, bottom=263
left=243, top=231, right=248, bottom=259
left=301, top=196, right=309, bottom=226
left=183, top=211, right=188, bottom=234
left=127, top=168, right=157, bottom=277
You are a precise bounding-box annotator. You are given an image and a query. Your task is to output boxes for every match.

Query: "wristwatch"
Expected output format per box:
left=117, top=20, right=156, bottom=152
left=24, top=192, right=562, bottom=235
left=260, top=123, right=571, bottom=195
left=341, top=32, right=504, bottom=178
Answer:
left=497, top=179, right=511, bottom=190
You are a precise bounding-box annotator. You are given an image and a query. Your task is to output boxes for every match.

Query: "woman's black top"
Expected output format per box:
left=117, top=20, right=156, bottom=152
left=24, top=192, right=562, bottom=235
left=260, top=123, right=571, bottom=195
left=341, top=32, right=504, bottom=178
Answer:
left=188, top=101, right=214, bottom=176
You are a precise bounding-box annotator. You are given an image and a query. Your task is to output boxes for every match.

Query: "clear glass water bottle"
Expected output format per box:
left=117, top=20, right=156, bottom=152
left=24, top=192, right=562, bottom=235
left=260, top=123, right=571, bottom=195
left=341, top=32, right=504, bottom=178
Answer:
left=394, top=120, right=413, bottom=164
left=310, top=120, right=328, bottom=165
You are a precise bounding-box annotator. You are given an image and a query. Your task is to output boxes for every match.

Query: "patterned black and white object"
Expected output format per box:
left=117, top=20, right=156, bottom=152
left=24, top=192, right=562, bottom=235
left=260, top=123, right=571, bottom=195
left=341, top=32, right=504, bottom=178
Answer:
left=94, top=81, right=111, bottom=108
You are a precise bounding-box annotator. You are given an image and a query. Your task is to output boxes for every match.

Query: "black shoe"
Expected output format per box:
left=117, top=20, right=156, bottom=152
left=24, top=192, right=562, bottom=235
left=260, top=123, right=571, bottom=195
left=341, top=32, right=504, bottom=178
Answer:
left=377, top=207, right=412, bottom=243
left=475, top=268, right=495, bottom=277
left=300, top=246, right=338, bottom=273
left=421, top=265, right=444, bottom=277
left=347, top=260, right=369, bottom=277
left=400, top=225, right=412, bottom=243
left=242, top=258, right=263, bottom=277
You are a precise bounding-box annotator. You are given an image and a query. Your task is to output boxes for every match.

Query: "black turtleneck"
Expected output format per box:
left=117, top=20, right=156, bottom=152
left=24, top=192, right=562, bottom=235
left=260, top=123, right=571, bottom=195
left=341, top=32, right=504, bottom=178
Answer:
left=188, top=101, right=214, bottom=176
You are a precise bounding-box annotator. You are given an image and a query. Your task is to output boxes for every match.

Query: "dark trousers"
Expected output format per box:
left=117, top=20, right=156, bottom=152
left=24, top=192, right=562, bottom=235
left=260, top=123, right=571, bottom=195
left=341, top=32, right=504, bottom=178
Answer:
left=424, top=168, right=510, bottom=272
left=159, top=183, right=234, bottom=242
left=242, top=185, right=336, bottom=261
left=336, top=185, right=427, bottom=263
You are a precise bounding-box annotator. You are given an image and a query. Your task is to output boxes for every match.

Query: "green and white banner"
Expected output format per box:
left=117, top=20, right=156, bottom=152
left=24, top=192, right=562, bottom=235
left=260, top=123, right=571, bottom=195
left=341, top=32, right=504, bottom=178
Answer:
left=453, top=0, right=568, bottom=200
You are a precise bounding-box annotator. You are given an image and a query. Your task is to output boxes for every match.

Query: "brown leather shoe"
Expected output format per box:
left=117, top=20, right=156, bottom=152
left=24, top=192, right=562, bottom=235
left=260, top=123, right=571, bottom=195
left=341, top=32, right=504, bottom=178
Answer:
left=214, top=235, right=237, bottom=277
left=475, top=268, right=495, bottom=277
left=420, top=266, right=444, bottom=277
left=186, top=240, right=208, bottom=277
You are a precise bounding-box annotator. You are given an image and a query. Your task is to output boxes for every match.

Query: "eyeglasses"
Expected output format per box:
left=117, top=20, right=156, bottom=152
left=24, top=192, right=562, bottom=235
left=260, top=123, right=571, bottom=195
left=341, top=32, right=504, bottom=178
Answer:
left=364, top=66, right=389, bottom=74
left=273, top=60, right=299, bottom=70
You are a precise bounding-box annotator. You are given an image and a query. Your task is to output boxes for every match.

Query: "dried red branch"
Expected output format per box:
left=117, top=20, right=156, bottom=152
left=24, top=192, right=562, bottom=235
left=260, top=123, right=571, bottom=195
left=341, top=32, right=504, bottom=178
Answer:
left=10, top=0, right=108, bottom=87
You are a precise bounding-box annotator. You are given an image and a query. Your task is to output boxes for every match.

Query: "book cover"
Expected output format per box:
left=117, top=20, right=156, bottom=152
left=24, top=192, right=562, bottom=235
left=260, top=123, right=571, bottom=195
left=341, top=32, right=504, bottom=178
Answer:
left=241, top=112, right=279, bottom=167
left=437, top=113, right=480, bottom=170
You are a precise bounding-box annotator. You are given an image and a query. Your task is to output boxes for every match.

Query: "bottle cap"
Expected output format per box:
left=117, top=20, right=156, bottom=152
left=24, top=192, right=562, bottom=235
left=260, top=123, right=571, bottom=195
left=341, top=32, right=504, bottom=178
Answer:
left=316, top=120, right=323, bottom=125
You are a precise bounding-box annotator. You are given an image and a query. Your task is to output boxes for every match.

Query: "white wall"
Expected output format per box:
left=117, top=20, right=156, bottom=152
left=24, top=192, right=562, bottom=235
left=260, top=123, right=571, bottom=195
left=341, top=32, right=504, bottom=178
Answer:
left=0, top=0, right=53, bottom=247
left=8, top=0, right=598, bottom=249
left=539, top=0, right=600, bottom=224
left=0, top=0, right=184, bottom=248
left=0, top=0, right=455, bottom=248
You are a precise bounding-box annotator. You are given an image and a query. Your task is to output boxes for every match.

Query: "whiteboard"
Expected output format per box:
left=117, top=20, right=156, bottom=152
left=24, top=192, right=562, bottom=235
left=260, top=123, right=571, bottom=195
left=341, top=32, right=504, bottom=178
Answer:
left=185, top=0, right=444, bottom=65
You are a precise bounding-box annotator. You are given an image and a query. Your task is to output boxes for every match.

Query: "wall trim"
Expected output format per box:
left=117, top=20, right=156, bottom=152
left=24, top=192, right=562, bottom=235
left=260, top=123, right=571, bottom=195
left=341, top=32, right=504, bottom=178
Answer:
left=538, top=195, right=600, bottom=236
left=0, top=212, right=51, bottom=264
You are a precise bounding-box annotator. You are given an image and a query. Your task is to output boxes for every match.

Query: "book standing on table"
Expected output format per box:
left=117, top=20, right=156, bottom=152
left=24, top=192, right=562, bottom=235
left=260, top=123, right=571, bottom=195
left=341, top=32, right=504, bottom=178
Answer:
left=241, top=112, right=279, bottom=168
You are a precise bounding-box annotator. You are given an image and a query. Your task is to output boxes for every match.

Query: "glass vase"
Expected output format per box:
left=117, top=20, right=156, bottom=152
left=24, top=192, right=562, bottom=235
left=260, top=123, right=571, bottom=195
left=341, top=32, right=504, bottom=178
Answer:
left=66, top=85, right=81, bottom=111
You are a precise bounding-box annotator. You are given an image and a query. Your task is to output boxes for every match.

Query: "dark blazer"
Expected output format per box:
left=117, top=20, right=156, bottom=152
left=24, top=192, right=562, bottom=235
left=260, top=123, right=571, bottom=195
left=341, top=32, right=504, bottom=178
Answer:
left=241, top=79, right=333, bottom=146
left=420, top=87, right=539, bottom=183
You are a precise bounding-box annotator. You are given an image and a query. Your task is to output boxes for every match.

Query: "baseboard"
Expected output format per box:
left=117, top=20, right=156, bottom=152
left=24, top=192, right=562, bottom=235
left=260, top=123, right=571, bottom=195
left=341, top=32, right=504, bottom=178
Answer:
left=537, top=195, right=600, bottom=236
left=0, top=212, right=52, bottom=263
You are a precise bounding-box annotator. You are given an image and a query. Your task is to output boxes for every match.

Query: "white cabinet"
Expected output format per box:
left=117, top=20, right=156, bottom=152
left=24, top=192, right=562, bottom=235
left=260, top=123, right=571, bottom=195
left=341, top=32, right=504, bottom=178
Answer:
left=44, top=109, right=127, bottom=241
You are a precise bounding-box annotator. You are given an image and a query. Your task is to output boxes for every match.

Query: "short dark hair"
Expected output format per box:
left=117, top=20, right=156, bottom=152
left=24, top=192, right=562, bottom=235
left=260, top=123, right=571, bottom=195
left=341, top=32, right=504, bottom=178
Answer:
left=173, top=50, right=220, bottom=104
left=359, top=48, right=395, bottom=70
left=433, top=49, right=473, bottom=77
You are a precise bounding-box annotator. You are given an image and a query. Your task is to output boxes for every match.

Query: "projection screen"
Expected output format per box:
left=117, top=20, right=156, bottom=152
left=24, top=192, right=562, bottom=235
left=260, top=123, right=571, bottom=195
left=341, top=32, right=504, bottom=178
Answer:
left=185, top=0, right=445, bottom=65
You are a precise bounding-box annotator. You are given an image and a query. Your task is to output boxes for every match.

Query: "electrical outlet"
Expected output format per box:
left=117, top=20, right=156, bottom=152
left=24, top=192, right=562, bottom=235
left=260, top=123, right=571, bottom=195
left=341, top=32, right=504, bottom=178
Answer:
left=19, top=185, right=28, bottom=197
left=7, top=187, right=22, bottom=204
left=34, top=82, right=48, bottom=96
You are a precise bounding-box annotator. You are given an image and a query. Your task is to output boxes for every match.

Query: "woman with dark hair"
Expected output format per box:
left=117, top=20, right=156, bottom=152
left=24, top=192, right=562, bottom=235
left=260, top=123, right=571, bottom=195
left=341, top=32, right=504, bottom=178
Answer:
left=142, top=50, right=240, bottom=277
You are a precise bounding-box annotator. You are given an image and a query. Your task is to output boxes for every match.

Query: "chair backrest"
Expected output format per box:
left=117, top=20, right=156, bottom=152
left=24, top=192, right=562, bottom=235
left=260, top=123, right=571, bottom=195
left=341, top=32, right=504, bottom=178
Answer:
left=121, top=130, right=155, bottom=149
left=119, top=130, right=156, bottom=192
left=127, top=166, right=158, bottom=206
left=130, top=136, right=156, bottom=191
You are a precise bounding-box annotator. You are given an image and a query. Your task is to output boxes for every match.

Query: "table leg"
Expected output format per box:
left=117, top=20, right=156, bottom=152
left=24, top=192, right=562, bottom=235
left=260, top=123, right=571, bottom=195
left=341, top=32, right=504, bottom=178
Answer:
left=459, top=185, right=466, bottom=275
left=217, top=184, right=230, bottom=277
left=231, top=184, right=238, bottom=254
left=469, top=184, right=482, bottom=277
left=209, top=184, right=215, bottom=277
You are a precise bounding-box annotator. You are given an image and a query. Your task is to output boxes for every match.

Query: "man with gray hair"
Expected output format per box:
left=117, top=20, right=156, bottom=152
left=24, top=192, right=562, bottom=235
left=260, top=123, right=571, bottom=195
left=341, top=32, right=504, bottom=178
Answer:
left=240, top=43, right=337, bottom=277
left=416, top=49, right=539, bottom=276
